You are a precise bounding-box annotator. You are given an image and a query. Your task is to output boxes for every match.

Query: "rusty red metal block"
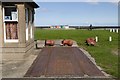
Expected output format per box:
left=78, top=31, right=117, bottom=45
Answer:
left=62, top=39, right=73, bottom=46
left=86, top=38, right=96, bottom=46
left=45, top=40, right=55, bottom=46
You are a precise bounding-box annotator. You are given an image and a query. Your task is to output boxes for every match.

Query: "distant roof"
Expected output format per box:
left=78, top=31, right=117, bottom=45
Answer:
left=1, top=0, right=39, bottom=8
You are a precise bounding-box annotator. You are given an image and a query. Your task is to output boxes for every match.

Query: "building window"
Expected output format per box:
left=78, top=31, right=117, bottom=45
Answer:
left=3, top=6, right=18, bottom=43
left=4, top=6, right=18, bottom=21
left=5, top=22, right=18, bottom=39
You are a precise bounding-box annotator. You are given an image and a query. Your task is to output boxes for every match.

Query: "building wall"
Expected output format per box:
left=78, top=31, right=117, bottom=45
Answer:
left=18, top=4, right=26, bottom=44
left=24, top=3, right=35, bottom=58
left=0, top=2, right=3, bottom=63
left=0, top=2, right=3, bottom=47
left=2, top=3, right=35, bottom=60
left=2, top=42, right=34, bottom=60
left=25, top=3, right=35, bottom=43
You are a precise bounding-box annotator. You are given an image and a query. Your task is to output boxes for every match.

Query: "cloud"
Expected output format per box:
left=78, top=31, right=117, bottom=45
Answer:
left=111, top=2, right=118, bottom=6
left=86, top=0, right=99, bottom=2
left=87, top=0, right=119, bottom=2
left=86, top=1, right=99, bottom=5
left=40, top=8, right=49, bottom=12
left=86, top=0, right=119, bottom=5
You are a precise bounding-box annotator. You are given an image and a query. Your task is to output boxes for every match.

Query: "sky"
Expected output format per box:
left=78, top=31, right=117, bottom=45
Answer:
left=34, top=1, right=118, bottom=26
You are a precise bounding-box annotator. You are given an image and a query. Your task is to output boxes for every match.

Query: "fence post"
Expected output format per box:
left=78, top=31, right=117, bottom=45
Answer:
left=110, top=29, right=112, bottom=32
left=95, top=36, right=98, bottom=42
left=113, top=29, right=115, bottom=32
left=116, top=29, right=118, bottom=33
left=109, top=36, right=112, bottom=42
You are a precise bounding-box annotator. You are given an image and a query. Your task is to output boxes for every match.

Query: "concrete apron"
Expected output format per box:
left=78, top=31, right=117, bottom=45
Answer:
left=2, top=54, right=37, bottom=78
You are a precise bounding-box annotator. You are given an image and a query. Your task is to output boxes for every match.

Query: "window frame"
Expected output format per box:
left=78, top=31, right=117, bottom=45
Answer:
left=3, top=6, right=18, bottom=43
left=25, top=8, right=29, bottom=41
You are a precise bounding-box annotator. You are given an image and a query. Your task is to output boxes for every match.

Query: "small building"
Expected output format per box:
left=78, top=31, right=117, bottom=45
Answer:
left=64, top=25, right=69, bottom=29
left=50, top=25, right=69, bottom=29
left=0, top=0, right=39, bottom=60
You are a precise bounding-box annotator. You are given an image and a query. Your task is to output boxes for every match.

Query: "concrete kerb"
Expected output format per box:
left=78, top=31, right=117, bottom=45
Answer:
left=79, top=48, right=112, bottom=78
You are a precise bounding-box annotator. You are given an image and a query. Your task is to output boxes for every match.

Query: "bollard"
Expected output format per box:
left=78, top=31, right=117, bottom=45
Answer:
left=110, top=29, right=112, bottom=32
left=116, top=29, right=118, bottom=33
left=113, top=29, right=115, bottom=32
left=86, top=38, right=96, bottom=46
left=45, top=40, right=55, bottom=46
left=62, top=39, right=73, bottom=46
left=109, top=36, right=112, bottom=42
left=35, top=40, right=38, bottom=49
left=95, top=36, right=98, bottom=42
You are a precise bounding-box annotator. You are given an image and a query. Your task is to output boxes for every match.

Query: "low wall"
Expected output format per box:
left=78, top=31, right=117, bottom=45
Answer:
left=2, top=41, right=34, bottom=60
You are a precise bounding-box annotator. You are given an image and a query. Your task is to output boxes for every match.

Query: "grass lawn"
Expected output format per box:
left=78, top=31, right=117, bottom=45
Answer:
left=35, top=29, right=119, bottom=77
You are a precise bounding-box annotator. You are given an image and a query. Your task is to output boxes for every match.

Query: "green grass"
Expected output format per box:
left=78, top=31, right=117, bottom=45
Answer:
left=35, top=29, right=119, bottom=77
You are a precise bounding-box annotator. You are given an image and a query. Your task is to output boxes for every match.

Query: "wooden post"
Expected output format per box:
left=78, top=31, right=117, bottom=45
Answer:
left=116, top=29, right=118, bottom=33
left=109, top=36, right=112, bottom=42
left=113, top=29, right=115, bottom=32
left=95, top=36, right=98, bottom=42
left=110, top=29, right=112, bottom=32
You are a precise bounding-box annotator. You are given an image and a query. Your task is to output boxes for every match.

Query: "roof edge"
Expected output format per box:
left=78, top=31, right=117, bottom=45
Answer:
left=1, top=0, right=39, bottom=8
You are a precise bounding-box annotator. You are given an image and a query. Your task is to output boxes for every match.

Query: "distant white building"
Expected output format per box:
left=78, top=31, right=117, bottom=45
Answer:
left=64, top=25, right=69, bottom=29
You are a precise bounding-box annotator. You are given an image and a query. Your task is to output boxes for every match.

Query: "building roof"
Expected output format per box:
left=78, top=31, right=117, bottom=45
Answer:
left=1, top=0, right=39, bottom=8
left=26, top=2, right=39, bottom=8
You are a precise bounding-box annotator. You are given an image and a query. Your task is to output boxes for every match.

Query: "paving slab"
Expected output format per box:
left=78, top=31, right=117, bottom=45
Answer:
left=2, top=51, right=38, bottom=78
